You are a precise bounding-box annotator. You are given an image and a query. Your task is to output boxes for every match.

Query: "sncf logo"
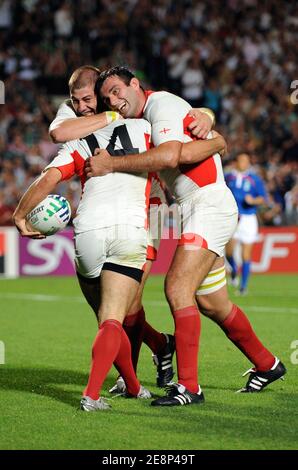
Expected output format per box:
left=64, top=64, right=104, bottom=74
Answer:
left=252, top=232, right=297, bottom=272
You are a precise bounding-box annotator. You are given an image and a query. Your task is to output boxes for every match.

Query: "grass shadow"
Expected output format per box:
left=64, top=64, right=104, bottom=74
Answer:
left=0, top=365, right=109, bottom=408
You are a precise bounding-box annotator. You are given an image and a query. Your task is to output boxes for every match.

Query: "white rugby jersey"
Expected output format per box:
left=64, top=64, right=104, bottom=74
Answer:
left=49, top=100, right=75, bottom=133
left=150, top=173, right=166, bottom=206
left=142, top=91, right=225, bottom=203
left=45, top=119, right=152, bottom=233
left=48, top=99, right=165, bottom=220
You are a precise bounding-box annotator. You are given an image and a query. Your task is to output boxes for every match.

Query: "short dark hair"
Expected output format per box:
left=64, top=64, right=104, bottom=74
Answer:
left=68, top=65, right=101, bottom=92
left=97, top=66, right=135, bottom=91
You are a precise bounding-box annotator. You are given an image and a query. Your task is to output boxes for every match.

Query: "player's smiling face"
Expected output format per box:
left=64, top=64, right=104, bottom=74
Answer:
left=71, top=85, right=97, bottom=116
left=100, top=75, right=144, bottom=118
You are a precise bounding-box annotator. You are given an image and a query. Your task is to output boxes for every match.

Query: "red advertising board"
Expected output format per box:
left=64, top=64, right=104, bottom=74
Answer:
left=19, top=229, right=75, bottom=276
left=251, top=226, right=298, bottom=273
left=1, top=226, right=297, bottom=277
left=151, top=227, right=298, bottom=274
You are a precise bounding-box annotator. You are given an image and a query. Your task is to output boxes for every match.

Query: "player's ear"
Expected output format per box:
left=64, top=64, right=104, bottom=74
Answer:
left=130, top=77, right=140, bottom=90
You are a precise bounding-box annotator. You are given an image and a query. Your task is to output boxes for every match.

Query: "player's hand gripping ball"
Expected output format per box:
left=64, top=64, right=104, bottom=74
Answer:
left=26, top=195, right=71, bottom=236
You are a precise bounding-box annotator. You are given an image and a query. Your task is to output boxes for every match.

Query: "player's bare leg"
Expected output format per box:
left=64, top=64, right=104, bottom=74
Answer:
left=165, top=245, right=216, bottom=311
left=125, top=261, right=156, bottom=371
left=196, top=257, right=232, bottom=323
left=126, top=260, right=170, bottom=366
left=109, top=262, right=152, bottom=394
left=111, top=260, right=174, bottom=394
left=196, top=257, right=286, bottom=392
left=239, top=242, right=253, bottom=294
left=77, top=273, right=100, bottom=319
left=111, top=260, right=174, bottom=393
left=128, top=260, right=152, bottom=316
left=98, top=269, right=138, bottom=324
left=78, top=259, right=172, bottom=393
left=151, top=245, right=216, bottom=407
left=82, top=269, right=150, bottom=407
left=226, top=238, right=238, bottom=286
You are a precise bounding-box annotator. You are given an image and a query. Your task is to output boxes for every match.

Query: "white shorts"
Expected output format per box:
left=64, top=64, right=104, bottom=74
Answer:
left=233, top=213, right=258, bottom=244
left=178, top=184, right=239, bottom=257
left=74, top=225, right=147, bottom=278
left=147, top=202, right=168, bottom=260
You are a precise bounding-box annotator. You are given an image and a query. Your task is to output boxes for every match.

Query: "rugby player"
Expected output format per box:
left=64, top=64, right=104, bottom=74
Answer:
left=87, top=66, right=286, bottom=406
left=225, top=153, right=267, bottom=294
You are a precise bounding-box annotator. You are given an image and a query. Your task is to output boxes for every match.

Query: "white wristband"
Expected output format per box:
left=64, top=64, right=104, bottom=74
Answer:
left=199, top=108, right=216, bottom=126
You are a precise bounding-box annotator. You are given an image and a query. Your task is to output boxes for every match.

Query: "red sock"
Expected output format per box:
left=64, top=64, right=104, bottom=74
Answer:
left=173, top=306, right=201, bottom=393
left=142, top=308, right=167, bottom=354
left=83, top=319, right=122, bottom=400
left=114, top=329, right=140, bottom=396
left=221, top=304, right=275, bottom=371
left=123, top=308, right=146, bottom=372
left=144, top=323, right=167, bottom=354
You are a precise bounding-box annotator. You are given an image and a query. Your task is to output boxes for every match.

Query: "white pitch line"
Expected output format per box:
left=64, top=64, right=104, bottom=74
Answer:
left=242, top=292, right=298, bottom=298
left=0, top=292, right=298, bottom=314
left=244, top=306, right=298, bottom=314
left=145, top=300, right=298, bottom=314
left=0, top=292, right=85, bottom=303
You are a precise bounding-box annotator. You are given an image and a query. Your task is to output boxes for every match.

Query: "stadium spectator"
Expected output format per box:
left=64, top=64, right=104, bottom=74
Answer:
left=0, top=192, right=14, bottom=226
left=181, top=53, right=204, bottom=107
left=260, top=178, right=283, bottom=226
left=285, top=184, right=298, bottom=225
left=283, top=121, right=298, bottom=163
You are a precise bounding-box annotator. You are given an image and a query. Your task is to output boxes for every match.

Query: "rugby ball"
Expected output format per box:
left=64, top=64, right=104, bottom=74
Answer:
left=26, top=194, right=71, bottom=236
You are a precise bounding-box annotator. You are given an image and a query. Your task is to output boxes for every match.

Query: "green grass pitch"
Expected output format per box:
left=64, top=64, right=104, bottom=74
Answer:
left=0, top=274, right=297, bottom=450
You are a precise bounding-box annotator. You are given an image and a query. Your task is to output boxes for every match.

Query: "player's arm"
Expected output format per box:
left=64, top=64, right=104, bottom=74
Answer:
left=244, top=194, right=266, bottom=206
left=85, top=141, right=182, bottom=177
left=49, top=111, right=120, bottom=143
left=12, top=168, right=62, bottom=238
left=180, top=131, right=227, bottom=164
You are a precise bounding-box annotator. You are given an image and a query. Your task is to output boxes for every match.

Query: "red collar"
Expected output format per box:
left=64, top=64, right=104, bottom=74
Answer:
left=137, top=90, right=154, bottom=118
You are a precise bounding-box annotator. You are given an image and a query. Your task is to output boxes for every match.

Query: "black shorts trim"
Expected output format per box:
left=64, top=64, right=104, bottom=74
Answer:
left=76, top=271, right=100, bottom=285
left=102, top=262, right=143, bottom=283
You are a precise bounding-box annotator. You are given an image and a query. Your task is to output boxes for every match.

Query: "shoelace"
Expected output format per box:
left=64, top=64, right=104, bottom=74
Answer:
left=242, top=367, right=256, bottom=377
left=242, top=366, right=285, bottom=381
left=165, top=383, right=180, bottom=395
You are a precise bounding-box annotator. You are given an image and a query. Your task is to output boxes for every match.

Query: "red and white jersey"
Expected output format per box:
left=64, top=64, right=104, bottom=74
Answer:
left=149, top=172, right=167, bottom=206
left=142, top=91, right=225, bottom=203
left=49, top=100, right=75, bottom=133
left=45, top=119, right=152, bottom=233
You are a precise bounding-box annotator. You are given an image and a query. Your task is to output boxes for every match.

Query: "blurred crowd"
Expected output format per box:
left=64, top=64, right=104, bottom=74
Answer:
left=0, top=0, right=298, bottom=226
